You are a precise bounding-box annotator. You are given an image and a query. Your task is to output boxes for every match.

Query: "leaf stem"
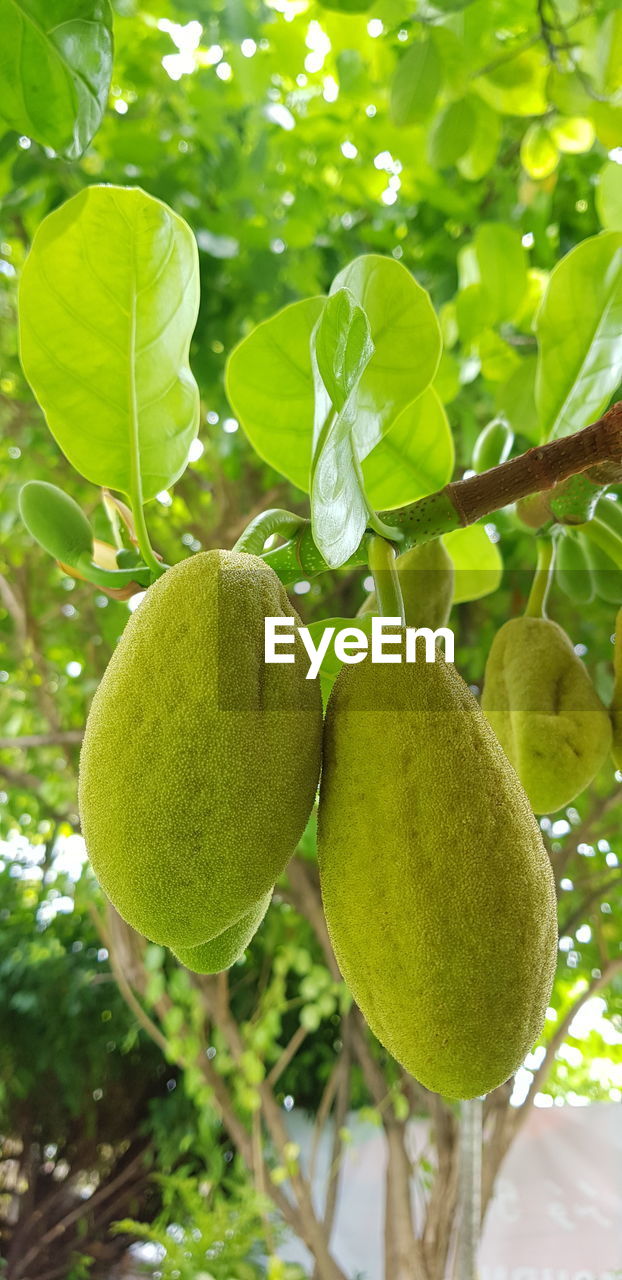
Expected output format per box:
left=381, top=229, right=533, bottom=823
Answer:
left=131, top=497, right=166, bottom=579
left=525, top=536, right=555, bottom=618
left=367, top=536, right=405, bottom=625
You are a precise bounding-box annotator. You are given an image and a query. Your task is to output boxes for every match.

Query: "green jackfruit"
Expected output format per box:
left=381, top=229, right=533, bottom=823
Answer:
left=172, top=891, right=272, bottom=973
left=318, top=653, right=557, bottom=1100
left=359, top=539, right=454, bottom=629
left=79, top=550, right=322, bottom=949
left=611, top=607, right=622, bottom=771
left=482, top=617, right=612, bottom=814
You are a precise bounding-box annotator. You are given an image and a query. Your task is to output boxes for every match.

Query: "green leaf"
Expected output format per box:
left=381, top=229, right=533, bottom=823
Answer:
left=19, top=185, right=200, bottom=502
left=443, top=524, right=503, bottom=602
left=427, top=99, right=475, bottom=169
left=226, top=297, right=324, bottom=492
left=535, top=231, right=622, bottom=441
left=330, top=255, right=442, bottom=459
left=318, top=0, right=374, bottom=10
left=313, top=288, right=374, bottom=413
left=0, top=0, right=113, bottom=159
left=520, top=123, right=559, bottom=180
left=362, top=388, right=454, bottom=510
left=474, top=224, right=528, bottom=324
left=495, top=356, right=539, bottom=443
left=309, top=291, right=375, bottom=567
left=457, top=96, right=500, bottom=182
left=475, top=48, right=548, bottom=117
left=596, top=162, right=622, bottom=232
left=390, top=40, right=442, bottom=127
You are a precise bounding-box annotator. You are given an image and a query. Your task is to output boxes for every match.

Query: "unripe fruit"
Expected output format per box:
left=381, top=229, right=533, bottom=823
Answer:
left=79, top=550, right=323, bottom=949
left=172, top=892, right=272, bottom=973
left=471, top=416, right=514, bottom=474
left=482, top=617, right=612, bottom=813
left=318, top=653, right=557, bottom=1099
left=19, top=480, right=93, bottom=566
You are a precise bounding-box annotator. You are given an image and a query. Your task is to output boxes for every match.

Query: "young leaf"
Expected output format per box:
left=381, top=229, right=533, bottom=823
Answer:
left=313, top=288, right=373, bottom=413
left=309, top=291, right=375, bottom=568
left=330, top=255, right=442, bottom=459
left=225, top=297, right=324, bottom=491
left=535, top=231, right=622, bottom=441
left=19, top=185, right=200, bottom=503
left=0, top=0, right=113, bottom=159
left=362, top=388, right=454, bottom=510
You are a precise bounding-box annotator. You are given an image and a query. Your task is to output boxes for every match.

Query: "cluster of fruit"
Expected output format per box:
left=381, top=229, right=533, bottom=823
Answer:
left=79, top=545, right=620, bottom=1098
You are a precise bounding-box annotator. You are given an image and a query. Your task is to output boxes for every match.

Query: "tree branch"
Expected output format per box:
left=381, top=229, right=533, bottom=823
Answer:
left=0, top=731, right=84, bottom=750
left=264, top=403, right=622, bottom=580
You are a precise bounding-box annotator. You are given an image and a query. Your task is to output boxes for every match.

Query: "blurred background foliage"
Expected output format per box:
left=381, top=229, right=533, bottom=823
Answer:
left=1, top=0, right=622, bottom=1276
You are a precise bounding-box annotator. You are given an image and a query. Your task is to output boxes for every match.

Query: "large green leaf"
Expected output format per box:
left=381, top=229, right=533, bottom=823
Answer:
left=363, top=388, right=454, bottom=510
left=535, top=232, right=622, bottom=441
left=310, top=290, right=375, bottom=567
left=474, top=48, right=548, bottom=117
left=330, top=255, right=442, bottom=459
left=225, top=297, right=324, bottom=492
left=19, top=185, right=200, bottom=502
left=390, top=40, right=442, bottom=127
left=0, top=0, right=113, bottom=158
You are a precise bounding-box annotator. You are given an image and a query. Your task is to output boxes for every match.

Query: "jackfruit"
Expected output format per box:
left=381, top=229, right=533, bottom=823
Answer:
left=79, top=550, right=322, bottom=949
left=172, top=891, right=272, bottom=973
left=359, top=539, right=454, bottom=629
left=482, top=617, right=612, bottom=814
left=611, top=607, right=622, bottom=771
left=318, top=652, right=557, bottom=1100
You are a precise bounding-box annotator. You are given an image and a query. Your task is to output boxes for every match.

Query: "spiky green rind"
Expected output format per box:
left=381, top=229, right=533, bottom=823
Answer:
left=171, top=891, right=272, bottom=973
left=79, top=550, right=323, bottom=948
left=482, top=617, right=612, bottom=813
left=318, top=654, right=557, bottom=1100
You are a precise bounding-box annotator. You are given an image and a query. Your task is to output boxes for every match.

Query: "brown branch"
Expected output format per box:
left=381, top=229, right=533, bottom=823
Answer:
left=446, top=402, right=622, bottom=529
left=267, top=1023, right=309, bottom=1087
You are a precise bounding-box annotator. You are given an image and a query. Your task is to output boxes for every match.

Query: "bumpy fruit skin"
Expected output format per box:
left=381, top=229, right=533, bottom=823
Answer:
left=482, top=617, right=612, bottom=814
left=79, top=550, right=322, bottom=949
left=360, top=539, right=454, bottom=629
left=611, top=607, right=622, bottom=771
left=318, top=654, right=557, bottom=1100
left=171, top=891, right=272, bottom=974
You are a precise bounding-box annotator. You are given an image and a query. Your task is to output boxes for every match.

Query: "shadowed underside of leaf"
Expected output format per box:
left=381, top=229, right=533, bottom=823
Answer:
left=0, top=0, right=114, bottom=158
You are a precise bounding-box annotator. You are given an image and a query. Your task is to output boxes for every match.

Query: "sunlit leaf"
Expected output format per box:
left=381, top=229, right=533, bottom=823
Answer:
left=309, top=290, right=374, bottom=568
left=474, top=224, right=528, bottom=324
left=363, top=388, right=454, bottom=510
left=330, top=255, right=442, bottom=458
left=0, top=0, right=113, bottom=158
left=226, top=297, right=324, bottom=491
left=521, top=123, right=559, bottom=180
left=535, top=232, right=622, bottom=441
left=19, top=185, right=200, bottom=502
left=475, top=48, right=548, bottom=117
left=457, top=96, right=500, bottom=181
